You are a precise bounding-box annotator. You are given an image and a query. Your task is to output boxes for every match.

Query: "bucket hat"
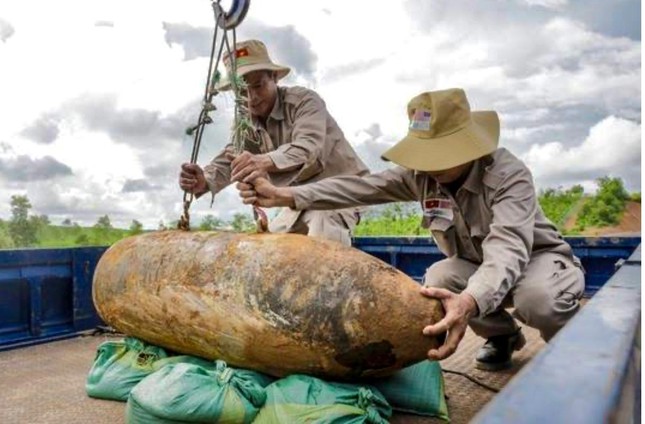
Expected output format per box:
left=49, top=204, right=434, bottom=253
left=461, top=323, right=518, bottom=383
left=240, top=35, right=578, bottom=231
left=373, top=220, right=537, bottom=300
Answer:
left=217, top=39, right=290, bottom=91
left=381, top=88, right=500, bottom=171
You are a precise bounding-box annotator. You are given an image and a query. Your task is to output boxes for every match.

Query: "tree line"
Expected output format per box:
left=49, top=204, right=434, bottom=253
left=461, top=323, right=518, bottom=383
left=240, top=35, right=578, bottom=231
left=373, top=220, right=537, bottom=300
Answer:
left=353, top=176, right=639, bottom=236
left=0, top=195, right=257, bottom=248
left=0, top=176, right=639, bottom=248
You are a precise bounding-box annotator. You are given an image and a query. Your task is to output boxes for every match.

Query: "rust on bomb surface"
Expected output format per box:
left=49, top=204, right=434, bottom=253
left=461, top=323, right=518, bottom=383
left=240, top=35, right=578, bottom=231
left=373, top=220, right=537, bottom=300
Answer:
left=92, top=231, right=445, bottom=379
left=335, top=340, right=397, bottom=377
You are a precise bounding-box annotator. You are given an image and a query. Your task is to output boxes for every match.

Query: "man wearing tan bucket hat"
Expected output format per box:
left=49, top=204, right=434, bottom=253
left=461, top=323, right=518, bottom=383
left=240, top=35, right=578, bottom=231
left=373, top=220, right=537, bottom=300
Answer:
left=179, top=39, right=368, bottom=245
left=236, top=88, right=585, bottom=371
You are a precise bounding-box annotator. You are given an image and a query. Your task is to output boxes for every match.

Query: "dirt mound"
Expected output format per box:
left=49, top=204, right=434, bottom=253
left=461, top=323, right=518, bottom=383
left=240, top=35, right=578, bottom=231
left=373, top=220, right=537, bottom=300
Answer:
left=576, top=201, right=641, bottom=236
left=562, top=196, right=588, bottom=230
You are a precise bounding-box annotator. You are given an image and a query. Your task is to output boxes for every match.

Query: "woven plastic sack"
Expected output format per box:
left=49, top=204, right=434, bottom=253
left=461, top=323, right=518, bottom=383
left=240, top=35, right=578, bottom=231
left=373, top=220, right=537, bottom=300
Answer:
left=369, top=360, right=449, bottom=421
left=86, top=337, right=211, bottom=401
left=126, top=360, right=273, bottom=423
left=253, top=374, right=391, bottom=424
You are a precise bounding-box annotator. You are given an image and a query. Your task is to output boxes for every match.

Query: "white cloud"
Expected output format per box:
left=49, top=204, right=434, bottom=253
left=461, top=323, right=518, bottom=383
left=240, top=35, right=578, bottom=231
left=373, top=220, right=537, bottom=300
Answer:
left=521, top=0, right=568, bottom=10
left=0, top=0, right=640, bottom=228
left=523, top=116, right=641, bottom=191
left=0, top=18, right=14, bottom=42
left=501, top=122, right=567, bottom=146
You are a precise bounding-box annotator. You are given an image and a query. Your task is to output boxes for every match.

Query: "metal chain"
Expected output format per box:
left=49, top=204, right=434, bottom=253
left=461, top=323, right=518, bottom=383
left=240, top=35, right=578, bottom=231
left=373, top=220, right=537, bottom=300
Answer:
left=222, top=25, right=255, bottom=153
left=178, top=1, right=226, bottom=231
left=178, top=0, right=267, bottom=232
left=221, top=28, right=268, bottom=232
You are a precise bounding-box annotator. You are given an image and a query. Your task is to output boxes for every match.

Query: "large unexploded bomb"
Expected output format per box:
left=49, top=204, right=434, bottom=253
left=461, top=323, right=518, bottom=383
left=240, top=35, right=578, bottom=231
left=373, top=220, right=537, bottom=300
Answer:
left=92, top=231, right=445, bottom=379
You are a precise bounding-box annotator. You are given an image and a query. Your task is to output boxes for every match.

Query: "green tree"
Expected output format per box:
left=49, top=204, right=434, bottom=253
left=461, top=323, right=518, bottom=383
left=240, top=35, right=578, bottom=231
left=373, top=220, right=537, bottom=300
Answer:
left=570, top=185, right=584, bottom=195
left=95, top=215, right=112, bottom=230
left=128, top=219, right=144, bottom=236
left=0, top=223, right=14, bottom=249
left=538, top=186, right=584, bottom=228
left=230, top=213, right=255, bottom=232
left=32, top=214, right=50, bottom=226
left=61, top=218, right=72, bottom=226
left=8, top=195, right=39, bottom=247
left=91, top=214, right=113, bottom=245
left=199, top=214, right=224, bottom=231
left=31, top=214, right=50, bottom=242
left=577, top=176, right=629, bottom=228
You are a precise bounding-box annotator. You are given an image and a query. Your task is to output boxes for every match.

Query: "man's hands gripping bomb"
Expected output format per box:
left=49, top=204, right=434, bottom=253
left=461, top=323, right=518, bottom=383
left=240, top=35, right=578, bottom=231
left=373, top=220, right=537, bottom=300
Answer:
left=235, top=176, right=478, bottom=362
left=420, top=287, right=479, bottom=360
left=186, top=150, right=478, bottom=362
left=236, top=178, right=295, bottom=208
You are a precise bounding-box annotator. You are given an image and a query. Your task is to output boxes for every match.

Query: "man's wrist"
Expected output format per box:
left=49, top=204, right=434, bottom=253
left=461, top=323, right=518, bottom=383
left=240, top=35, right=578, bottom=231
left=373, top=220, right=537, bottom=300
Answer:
left=262, top=154, right=277, bottom=172
left=275, top=187, right=295, bottom=208
left=459, top=292, right=479, bottom=318
left=194, top=179, right=210, bottom=198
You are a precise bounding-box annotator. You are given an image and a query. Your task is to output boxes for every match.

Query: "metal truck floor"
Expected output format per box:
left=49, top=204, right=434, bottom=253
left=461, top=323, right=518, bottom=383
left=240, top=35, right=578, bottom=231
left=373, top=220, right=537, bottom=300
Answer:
left=0, top=326, right=545, bottom=424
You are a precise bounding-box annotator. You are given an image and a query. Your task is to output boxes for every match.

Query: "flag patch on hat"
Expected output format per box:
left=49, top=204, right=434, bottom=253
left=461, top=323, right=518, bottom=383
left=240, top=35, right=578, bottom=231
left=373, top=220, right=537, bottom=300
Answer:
left=410, top=109, right=431, bottom=131
left=235, top=48, right=249, bottom=58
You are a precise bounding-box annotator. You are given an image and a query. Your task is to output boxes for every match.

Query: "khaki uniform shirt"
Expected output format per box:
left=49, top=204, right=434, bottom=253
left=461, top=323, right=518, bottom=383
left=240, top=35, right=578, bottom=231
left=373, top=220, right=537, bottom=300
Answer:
left=203, top=86, right=369, bottom=194
left=292, top=148, right=579, bottom=316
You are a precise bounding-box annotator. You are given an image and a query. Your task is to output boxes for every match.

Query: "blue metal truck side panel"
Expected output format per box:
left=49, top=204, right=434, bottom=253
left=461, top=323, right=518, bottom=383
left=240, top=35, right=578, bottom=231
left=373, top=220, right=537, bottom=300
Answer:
left=353, top=236, right=641, bottom=295
left=0, top=247, right=107, bottom=350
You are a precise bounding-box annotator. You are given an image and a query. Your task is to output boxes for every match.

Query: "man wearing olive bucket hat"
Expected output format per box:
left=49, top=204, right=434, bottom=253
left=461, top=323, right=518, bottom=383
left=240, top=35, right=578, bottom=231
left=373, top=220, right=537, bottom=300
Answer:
left=237, top=88, right=585, bottom=371
left=179, top=40, right=368, bottom=245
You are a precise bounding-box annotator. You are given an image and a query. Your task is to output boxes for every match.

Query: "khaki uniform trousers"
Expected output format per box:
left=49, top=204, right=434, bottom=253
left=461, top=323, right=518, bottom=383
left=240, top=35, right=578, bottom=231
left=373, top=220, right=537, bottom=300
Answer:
left=424, top=252, right=585, bottom=341
left=268, top=208, right=359, bottom=246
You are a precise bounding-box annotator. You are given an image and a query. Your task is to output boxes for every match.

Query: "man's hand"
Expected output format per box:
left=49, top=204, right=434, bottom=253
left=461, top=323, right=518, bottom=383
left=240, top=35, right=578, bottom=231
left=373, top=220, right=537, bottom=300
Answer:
left=236, top=178, right=295, bottom=208
left=179, top=163, right=208, bottom=195
left=227, top=151, right=276, bottom=182
left=420, top=287, right=478, bottom=361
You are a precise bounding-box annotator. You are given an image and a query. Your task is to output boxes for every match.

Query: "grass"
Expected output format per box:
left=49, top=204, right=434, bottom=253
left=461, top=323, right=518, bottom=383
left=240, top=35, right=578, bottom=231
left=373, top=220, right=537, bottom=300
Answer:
left=35, top=225, right=131, bottom=248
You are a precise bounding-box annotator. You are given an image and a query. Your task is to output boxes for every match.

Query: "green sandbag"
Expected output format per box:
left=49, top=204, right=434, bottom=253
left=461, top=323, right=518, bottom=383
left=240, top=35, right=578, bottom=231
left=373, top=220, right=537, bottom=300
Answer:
left=253, top=374, right=392, bottom=424
left=369, top=360, right=449, bottom=421
left=126, top=360, right=273, bottom=423
left=86, top=337, right=212, bottom=401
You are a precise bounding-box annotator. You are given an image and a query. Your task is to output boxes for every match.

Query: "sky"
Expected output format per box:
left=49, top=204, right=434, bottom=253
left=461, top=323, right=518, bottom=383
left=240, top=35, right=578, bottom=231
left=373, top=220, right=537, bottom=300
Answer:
left=0, top=0, right=641, bottom=229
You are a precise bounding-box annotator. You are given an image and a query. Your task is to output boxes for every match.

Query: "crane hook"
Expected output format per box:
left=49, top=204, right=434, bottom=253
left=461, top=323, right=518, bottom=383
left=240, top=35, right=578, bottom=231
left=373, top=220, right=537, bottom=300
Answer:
left=215, top=0, right=251, bottom=30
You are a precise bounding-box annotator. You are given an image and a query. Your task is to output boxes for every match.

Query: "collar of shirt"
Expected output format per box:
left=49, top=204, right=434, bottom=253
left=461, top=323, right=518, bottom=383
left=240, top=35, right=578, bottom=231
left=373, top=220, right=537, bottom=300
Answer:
left=268, top=87, right=285, bottom=121
left=460, top=156, right=487, bottom=194
left=448, top=155, right=494, bottom=195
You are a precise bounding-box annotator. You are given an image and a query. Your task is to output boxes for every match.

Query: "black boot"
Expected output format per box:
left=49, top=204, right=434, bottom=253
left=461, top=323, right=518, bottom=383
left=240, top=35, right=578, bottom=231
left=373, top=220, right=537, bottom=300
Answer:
left=475, top=330, right=526, bottom=371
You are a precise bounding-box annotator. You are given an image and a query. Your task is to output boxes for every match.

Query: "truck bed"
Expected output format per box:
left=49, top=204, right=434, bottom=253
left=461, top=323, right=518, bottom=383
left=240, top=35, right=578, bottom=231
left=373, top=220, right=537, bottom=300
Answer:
left=0, top=238, right=639, bottom=422
left=0, top=324, right=546, bottom=423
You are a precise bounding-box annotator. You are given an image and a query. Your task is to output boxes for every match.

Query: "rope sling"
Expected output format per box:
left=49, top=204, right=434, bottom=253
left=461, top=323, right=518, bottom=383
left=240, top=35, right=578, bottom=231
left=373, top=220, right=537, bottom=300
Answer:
left=178, top=0, right=267, bottom=232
